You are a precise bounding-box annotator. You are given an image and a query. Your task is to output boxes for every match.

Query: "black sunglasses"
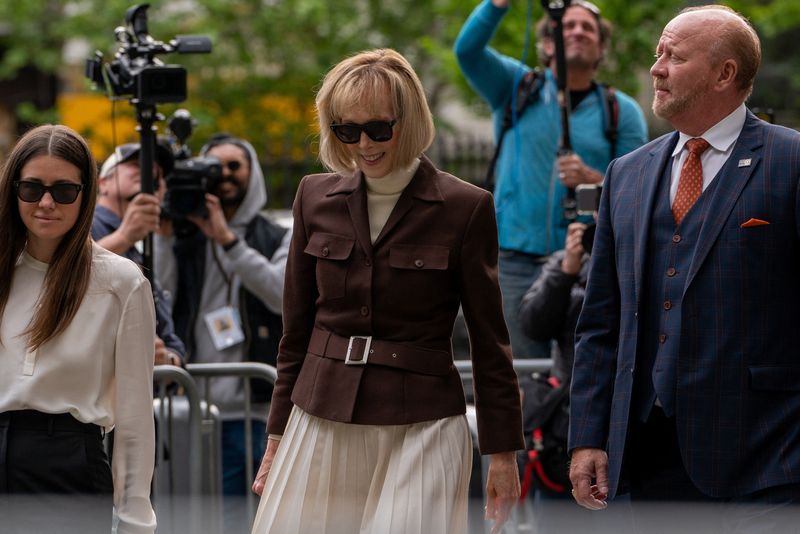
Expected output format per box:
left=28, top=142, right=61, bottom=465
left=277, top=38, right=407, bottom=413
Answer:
left=330, top=120, right=397, bottom=144
left=14, top=180, right=84, bottom=204
left=223, top=160, right=243, bottom=172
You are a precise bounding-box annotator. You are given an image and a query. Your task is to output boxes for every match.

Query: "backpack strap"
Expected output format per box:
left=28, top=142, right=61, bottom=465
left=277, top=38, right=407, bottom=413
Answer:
left=597, top=82, right=619, bottom=161
left=483, top=68, right=545, bottom=191
left=484, top=74, right=620, bottom=191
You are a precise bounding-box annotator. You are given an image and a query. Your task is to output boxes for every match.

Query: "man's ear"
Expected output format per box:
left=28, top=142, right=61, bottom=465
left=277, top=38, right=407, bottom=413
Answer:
left=542, top=38, right=555, bottom=60
left=96, top=176, right=109, bottom=196
left=715, top=59, right=738, bottom=92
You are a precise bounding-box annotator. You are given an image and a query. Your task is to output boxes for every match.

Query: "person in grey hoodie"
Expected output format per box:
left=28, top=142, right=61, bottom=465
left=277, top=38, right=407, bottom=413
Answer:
left=155, top=133, right=290, bottom=496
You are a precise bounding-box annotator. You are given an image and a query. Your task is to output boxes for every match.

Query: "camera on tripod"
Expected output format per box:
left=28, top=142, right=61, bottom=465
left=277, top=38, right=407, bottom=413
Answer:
left=84, top=3, right=214, bottom=280
left=85, top=3, right=211, bottom=105
left=161, top=109, right=223, bottom=222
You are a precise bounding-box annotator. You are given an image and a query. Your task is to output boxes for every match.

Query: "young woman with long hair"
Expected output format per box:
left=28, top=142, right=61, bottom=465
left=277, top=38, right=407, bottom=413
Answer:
left=0, top=125, right=157, bottom=533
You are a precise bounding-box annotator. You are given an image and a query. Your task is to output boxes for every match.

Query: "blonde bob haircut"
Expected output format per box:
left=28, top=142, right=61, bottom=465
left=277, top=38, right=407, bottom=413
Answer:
left=316, top=48, right=435, bottom=174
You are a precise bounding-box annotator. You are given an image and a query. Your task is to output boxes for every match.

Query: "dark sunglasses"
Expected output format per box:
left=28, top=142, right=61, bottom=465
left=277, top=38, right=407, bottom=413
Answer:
left=223, top=160, right=243, bottom=172
left=330, top=120, right=397, bottom=144
left=14, top=180, right=84, bottom=204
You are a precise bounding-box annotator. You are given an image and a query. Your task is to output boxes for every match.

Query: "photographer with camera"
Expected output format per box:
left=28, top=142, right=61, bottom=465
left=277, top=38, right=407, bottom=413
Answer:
left=515, top=212, right=595, bottom=531
left=155, top=134, right=290, bottom=497
left=454, top=0, right=647, bottom=359
left=93, top=142, right=185, bottom=367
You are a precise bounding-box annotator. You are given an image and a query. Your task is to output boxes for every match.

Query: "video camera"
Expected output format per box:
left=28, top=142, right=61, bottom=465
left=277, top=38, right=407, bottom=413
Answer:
left=85, top=3, right=212, bottom=282
left=85, top=4, right=211, bottom=105
left=161, top=110, right=223, bottom=224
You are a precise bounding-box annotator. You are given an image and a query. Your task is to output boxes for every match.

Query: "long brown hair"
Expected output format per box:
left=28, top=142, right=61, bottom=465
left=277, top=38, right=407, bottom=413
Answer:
left=0, top=125, right=98, bottom=350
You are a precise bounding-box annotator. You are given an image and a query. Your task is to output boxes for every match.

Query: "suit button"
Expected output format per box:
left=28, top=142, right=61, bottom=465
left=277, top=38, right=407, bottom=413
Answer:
left=666, top=267, right=676, bottom=277
left=663, top=301, right=672, bottom=310
left=672, top=234, right=681, bottom=243
left=414, top=259, right=424, bottom=268
left=321, top=247, right=330, bottom=257
left=360, top=306, right=369, bottom=316
left=364, top=258, right=372, bottom=267
left=659, top=334, right=667, bottom=343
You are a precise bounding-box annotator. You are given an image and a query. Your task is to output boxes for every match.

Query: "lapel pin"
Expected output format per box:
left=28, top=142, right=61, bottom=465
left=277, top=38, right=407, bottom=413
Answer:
left=738, top=158, right=752, bottom=167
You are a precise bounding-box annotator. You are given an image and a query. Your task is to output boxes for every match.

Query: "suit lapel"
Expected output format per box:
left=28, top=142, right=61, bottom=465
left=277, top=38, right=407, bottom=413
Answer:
left=684, top=113, right=764, bottom=291
left=634, top=133, right=678, bottom=310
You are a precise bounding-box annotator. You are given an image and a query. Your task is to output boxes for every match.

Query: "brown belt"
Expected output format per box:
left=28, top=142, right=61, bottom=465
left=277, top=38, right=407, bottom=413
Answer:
left=307, top=327, right=453, bottom=376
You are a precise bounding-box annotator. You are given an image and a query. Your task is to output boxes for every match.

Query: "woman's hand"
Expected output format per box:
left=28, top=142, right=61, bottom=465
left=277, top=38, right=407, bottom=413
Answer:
left=485, top=451, right=520, bottom=534
left=252, top=437, right=281, bottom=496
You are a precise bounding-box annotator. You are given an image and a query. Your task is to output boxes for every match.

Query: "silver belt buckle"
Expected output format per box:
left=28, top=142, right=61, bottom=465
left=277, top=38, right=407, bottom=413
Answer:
left=345, top=336, right=371, bottom=365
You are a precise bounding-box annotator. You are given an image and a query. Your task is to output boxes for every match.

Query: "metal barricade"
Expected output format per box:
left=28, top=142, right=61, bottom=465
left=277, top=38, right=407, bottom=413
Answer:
left=153, top=365, right=204, bottom=495
left=152, top=364, right=212, bottom=534
left=456, top=358, right=553, bottom=534
left=185, top=362, right=278, bottom=525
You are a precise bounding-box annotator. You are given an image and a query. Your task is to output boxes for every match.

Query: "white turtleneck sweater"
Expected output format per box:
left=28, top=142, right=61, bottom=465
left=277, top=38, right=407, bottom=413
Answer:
left=364, top=158, right=421, bottom=243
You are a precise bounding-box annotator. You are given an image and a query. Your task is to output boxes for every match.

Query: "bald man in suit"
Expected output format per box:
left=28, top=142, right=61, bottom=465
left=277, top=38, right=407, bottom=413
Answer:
left=568, top=5, right=800, bottom=528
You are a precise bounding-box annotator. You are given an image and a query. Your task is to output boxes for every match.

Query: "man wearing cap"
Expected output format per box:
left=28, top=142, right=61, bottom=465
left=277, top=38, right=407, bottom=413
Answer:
left=155, top=134, right=290, bottom=497
left=455, top=0, right=647, bottom=359
left=93, top=142, right=185, bottom=366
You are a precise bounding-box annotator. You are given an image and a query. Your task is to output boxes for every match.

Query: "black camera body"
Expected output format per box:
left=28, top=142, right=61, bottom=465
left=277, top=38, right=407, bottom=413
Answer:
left=160, top=110, right=222, bottom=228
left=162, top=156, right=223, bottom=220
left=85, top=4, right=210, bottom=105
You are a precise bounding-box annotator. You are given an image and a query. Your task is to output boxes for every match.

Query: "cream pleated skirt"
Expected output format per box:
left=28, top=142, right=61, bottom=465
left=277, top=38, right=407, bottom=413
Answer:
left=251, top=406, right=472, bottom=534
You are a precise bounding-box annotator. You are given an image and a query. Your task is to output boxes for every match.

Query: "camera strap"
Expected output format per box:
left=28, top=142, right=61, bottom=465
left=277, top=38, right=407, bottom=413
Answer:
left=211, top=242, right=235, bottom=306
left=483, top=73, right=620, bottom=192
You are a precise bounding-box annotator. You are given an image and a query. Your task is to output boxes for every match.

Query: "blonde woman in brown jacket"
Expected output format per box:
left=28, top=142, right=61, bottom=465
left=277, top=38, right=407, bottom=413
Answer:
left=251, top=49, right=523, bottom=534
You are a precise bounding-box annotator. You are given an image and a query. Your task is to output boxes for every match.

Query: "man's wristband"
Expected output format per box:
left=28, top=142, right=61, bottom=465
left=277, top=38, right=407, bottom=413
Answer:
left=222, top=236, right=240, bottom=251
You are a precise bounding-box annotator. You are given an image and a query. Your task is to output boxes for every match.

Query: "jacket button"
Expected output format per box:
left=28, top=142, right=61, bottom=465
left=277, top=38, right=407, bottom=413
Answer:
left=672, top=234, right=681, bottom=243
left=663, top=300, right=672, bottom=310
left=659, top=334, right=667, bottom=343
left=666, top=267, right=676, bottom=277
left=414, top=259, right=424, bottom=268
left=364, top=258, right=372, bottom=267
left=360, top=306, right=369, bottom=316
left=321, top=247, right=330, bottom=257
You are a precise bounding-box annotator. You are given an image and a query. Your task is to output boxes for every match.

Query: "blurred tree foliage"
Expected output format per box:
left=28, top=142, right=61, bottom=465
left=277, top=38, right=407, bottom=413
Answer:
left=1, top=0, right=798, bottom=158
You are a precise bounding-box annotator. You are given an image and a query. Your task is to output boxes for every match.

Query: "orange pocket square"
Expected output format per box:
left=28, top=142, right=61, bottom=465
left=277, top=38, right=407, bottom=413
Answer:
left=740, top=218, right=770, bottom=228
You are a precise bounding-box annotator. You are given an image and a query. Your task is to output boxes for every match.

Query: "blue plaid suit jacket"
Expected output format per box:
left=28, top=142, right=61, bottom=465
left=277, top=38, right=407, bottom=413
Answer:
left=569, top=111, right=800, bottom=498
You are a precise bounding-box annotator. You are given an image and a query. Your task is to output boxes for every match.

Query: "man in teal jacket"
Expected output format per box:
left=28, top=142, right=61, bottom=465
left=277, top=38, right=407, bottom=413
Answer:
left=455, top=0, right=647, bottom=358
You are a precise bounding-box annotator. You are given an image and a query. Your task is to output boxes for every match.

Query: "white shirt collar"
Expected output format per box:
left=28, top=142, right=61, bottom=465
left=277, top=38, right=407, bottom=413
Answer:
left=672, top=103, right=747, bottom=157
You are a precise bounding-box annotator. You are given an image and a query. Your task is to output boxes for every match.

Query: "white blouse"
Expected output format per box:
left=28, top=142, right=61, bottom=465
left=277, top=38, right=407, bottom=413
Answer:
left=0, top=242, right=157, bottom=533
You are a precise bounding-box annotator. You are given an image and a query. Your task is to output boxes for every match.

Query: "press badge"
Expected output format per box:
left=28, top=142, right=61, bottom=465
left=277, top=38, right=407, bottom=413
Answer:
left=204, top=306, right=245, bottom=351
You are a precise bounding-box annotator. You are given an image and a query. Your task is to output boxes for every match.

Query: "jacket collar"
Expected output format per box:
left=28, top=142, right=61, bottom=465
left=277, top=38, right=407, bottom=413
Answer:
left=327, top=154, right=444, bottom=255
left=325, top=154, right=444, bottom=202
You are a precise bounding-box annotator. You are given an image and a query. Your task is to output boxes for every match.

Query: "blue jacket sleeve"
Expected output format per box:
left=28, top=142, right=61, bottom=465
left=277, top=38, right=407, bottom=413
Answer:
left=454, top=0, right=527, bottom=113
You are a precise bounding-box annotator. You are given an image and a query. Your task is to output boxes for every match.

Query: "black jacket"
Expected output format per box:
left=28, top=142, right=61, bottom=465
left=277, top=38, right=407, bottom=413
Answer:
left=518, top=250, right=589, bottom=383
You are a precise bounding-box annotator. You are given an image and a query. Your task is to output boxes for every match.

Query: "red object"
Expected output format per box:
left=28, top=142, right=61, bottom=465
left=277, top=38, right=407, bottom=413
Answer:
left=740, top=218, right=770, bottom=228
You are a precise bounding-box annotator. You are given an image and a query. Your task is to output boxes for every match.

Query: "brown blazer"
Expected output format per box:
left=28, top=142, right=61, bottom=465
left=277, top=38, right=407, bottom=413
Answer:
left=267, top=156, right=523, bottom=454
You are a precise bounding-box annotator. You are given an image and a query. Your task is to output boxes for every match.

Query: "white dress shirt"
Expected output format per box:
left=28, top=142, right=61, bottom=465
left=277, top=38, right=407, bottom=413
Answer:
left=0, top=243, right=157, bottom=533
left=670, top=103, right=747, bottom=204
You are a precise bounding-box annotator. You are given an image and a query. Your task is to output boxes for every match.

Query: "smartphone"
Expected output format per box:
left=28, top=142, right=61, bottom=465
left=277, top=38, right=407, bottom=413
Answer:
left=575, top=184, right=602, bottom=215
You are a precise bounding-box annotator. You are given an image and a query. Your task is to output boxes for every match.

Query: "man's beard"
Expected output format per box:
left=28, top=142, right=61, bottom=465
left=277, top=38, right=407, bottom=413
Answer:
left=652, top=76, right=710, bottom=120
left=213, top=179, right=246, bottom=207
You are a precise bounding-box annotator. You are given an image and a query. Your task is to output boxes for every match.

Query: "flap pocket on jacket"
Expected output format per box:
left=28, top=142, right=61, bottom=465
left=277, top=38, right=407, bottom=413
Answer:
left=389, top=244, right=449, bottom=270
left=749, top=365, right=800, bottom=392
left=305, top=232, right=355, bottom=261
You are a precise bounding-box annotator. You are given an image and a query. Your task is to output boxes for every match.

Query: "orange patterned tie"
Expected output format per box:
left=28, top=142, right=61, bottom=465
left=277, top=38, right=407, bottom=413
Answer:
left=672, top=137, right=710, bottom=225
